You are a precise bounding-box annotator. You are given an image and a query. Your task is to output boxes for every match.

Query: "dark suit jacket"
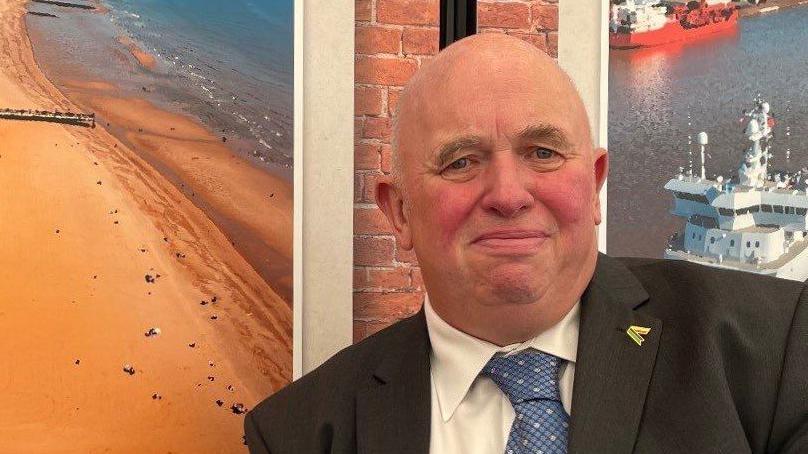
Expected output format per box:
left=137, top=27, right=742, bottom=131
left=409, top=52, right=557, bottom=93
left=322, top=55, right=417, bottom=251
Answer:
left=244, top=254, right=808, bottom=453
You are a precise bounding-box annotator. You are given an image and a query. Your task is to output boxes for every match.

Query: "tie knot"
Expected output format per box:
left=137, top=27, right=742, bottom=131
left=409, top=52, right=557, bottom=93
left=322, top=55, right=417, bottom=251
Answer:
left=482, top=349, right=562, bottom=404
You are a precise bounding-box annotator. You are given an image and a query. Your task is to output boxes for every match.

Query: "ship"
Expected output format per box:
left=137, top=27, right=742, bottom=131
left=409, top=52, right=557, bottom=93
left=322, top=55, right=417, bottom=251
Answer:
left=663, top=99, right=808, bottom=281
left=610, top=0, right=739, bottom=49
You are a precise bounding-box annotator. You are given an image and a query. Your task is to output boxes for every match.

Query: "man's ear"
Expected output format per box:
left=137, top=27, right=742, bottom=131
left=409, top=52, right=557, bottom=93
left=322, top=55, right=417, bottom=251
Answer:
left=375, top=175, right=413, bottom=250
left=592, top=147, right=609, bottom=226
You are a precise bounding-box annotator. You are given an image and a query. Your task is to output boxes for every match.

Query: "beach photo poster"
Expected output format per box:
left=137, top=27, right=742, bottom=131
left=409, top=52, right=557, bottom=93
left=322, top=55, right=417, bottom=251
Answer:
left=0, top=0, right=294, bottom=452
left=608, top=0, right=808, bottom=281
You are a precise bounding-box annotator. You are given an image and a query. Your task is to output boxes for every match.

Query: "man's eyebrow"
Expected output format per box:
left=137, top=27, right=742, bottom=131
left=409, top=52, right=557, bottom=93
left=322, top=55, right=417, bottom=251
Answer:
left=434, top=135, right=485, bottom=168
left=515, top=124, right=573, bottom=150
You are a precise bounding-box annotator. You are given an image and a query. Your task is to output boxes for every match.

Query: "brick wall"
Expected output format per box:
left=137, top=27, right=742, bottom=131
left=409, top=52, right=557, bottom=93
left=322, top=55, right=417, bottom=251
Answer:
left=353, top=0, right=559, bottom=342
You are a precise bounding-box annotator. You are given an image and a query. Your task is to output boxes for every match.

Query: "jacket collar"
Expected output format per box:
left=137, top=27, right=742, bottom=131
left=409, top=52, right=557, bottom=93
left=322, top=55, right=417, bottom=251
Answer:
left=567, top=253, right=662, bottom=454
left=356, top=308, right=432, bottom=454
left=356, top=253, right=661, bottom=454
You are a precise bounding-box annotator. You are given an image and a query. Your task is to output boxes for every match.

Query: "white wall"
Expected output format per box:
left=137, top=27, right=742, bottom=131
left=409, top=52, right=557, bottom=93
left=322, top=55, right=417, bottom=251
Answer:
left=295, top=0, right=355, bottom=377
left=559, top=1, right=609, bottom=252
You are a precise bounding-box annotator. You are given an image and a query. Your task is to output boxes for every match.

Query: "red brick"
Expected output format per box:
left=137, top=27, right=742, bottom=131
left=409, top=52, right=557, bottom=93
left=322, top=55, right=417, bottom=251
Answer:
left=353, top=320, right=394, bottom=341
left=363, top=320, right=393, bottom=337
left=411, top=267, right=424, bottom=291
left=380, top=144, right=393, bottom=173
left=478, top=1, right=530, bottom=30
left=354, top=291, right=424, bottom=320
left=354, top=117, right=364, bottom=143
left=353, top=322, right=368, bottom=343
left=354, top=268, right=369, bottom=289
left=547, top=31, right=558, bottom=57
left=363, top=116, right=392, bottom=141
left=356, top=56, right=418, bottom=85
left=354, top=236, right=396, bottom=266
left=396, top=244, right=419, bottom=264
left=509, top=32, right=548, bottom=53
left=355, top=142, right=381, bottom=170
left=377, top=0, right=439, bottom=26
left=531, top=3, right=559, bottom=31
left=354, top=207, right=393, bottom=235
left=354, top=173, right=364, bottom=203
left=416, top=55, right=434, bottom=68
left=356, top=0, right=372, bottom=22
left=402, top=27, right=439, bottom=55
left=387, top=89, right=402, bottom=117
left=361, top=172, right=384, bottom=202
left=355, top=267, right=411, bottom=290
left=355, top=86, right=384, bottom=116
left=356, top=26, right=402, bottom=55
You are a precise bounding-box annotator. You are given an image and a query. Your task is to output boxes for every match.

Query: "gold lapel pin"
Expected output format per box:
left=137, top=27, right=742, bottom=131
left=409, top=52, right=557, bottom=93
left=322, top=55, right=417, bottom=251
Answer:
left=626, top=325, right=651, bottom=346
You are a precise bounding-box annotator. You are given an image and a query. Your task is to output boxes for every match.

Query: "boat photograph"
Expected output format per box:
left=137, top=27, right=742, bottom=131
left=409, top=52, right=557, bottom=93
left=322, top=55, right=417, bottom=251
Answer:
left=607, top=0, right=808, bottom=281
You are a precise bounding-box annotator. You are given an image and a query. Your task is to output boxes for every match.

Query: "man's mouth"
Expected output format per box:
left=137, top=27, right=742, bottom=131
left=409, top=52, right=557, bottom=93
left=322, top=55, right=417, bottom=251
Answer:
left=472, top=230, right=549, bottom=254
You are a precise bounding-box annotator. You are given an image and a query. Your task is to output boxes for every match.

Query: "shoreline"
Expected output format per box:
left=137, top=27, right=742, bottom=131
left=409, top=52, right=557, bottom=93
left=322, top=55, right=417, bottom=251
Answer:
left=115, top=35, right=157, bottom=71
left=25, top=0, right=294, bottom=303
left=0, top=0, right=291, bottom=451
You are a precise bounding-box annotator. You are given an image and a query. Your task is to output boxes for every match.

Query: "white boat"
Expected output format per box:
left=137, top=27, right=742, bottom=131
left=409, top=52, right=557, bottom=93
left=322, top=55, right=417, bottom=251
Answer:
left=663, top=99, right=808, bottom=281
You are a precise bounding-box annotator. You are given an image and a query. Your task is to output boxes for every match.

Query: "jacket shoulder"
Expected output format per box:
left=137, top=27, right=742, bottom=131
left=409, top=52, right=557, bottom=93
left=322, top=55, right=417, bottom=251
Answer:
left=245, top=311, right=423, bottom=440
left=614, top=256, right=804, bottom=333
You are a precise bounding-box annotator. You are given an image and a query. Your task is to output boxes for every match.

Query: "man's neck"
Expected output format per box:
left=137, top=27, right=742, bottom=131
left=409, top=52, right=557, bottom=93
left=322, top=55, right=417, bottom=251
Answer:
left=427, top=294, right=579, bottom=346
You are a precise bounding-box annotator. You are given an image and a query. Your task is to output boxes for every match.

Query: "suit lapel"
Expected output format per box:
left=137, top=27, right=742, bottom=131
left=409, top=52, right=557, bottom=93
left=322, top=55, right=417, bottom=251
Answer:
left=568, top=254, right=662, bottom=454
left=356, top=309, right=432, bottom=454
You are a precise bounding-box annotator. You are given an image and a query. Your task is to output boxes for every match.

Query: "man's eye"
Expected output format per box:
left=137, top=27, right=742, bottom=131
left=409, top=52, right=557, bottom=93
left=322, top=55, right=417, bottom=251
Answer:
left=533, top=148, right=556, bottom=159
left=448, top=158, right=470, bottom=170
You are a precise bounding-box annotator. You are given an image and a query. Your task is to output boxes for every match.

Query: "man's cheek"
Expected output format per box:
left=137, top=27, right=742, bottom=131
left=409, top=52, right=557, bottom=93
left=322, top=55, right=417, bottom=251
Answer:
left=431, top=188, right=478, bottom=245
left=539, top=183, right=592, bottom=225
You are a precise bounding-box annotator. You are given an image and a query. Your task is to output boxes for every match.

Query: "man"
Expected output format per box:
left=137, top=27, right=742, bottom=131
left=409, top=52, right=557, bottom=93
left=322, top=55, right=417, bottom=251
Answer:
left=244, top=34, right=808, bottom=453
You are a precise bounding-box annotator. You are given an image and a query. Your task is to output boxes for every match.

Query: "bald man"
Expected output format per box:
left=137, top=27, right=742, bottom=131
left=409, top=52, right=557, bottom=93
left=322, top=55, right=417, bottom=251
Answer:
left=244, top=34, right=808, bottom=454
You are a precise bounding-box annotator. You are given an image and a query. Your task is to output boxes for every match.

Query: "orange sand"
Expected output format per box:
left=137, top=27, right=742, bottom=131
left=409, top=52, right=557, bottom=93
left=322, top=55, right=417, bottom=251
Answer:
left=116, top=35, right=157, bottom=71
left=0, top=1, right=291, bottom=452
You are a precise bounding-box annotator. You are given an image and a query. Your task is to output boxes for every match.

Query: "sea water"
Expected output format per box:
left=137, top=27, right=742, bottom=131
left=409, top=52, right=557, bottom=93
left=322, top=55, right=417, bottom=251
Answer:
left=26, top=0, right=293, bottom=171
left=608, top=6, right=808, bottom=258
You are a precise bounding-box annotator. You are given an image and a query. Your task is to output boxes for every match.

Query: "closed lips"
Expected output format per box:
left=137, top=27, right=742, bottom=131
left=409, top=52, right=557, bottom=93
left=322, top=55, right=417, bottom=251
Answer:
left=474, top=230, right=547, bottom=242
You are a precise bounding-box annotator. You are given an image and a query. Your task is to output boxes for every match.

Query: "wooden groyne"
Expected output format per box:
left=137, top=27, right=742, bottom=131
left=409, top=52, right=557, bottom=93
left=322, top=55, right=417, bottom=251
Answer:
left=0, top=108, right=95, bottom=128
left=30, top=0, right=95, bottom=10
left=27, top=11, right=59, bottom=18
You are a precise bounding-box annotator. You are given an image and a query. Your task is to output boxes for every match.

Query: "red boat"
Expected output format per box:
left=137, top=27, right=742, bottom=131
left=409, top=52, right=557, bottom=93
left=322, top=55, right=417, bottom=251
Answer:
left=610, top=1, right=739, bottom=49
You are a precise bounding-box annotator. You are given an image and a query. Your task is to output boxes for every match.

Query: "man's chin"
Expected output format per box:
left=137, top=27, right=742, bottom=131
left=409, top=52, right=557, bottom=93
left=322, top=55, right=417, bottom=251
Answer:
left=477, top=270, right=548, bottom=306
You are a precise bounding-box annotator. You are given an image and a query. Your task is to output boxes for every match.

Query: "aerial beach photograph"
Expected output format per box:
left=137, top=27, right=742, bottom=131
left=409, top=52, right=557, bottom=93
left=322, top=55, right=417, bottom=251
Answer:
left=608, top=0, right=808, bottom=281
left=0, top=0, right=293, bottom=452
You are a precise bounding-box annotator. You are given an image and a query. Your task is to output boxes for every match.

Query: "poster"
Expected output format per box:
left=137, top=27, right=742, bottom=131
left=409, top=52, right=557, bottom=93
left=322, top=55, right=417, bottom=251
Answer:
left=0, top=0, right=293, bottom=451
left=608, top=0, right=808, bottom=280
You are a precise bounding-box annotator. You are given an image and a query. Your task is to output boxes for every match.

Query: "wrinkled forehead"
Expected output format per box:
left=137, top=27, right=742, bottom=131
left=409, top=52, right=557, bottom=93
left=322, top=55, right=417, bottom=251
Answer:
left=398, top=57, right=591, bottom=164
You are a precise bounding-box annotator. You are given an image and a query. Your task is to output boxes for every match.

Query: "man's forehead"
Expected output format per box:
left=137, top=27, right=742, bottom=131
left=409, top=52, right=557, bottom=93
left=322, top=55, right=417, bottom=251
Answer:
left=394, top=34, right=592, bottom=166
left=411, top=80, right=587, bottom=150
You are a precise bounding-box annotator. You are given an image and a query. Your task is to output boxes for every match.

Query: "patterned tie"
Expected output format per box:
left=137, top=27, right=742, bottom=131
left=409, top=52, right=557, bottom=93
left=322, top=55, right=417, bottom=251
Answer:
left=482, top=349, right=569, bottom=454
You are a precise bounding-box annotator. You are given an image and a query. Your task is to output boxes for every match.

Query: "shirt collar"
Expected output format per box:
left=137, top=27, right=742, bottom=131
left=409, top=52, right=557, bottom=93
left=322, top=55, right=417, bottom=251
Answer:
left=425, top=294, right=580, bottom=422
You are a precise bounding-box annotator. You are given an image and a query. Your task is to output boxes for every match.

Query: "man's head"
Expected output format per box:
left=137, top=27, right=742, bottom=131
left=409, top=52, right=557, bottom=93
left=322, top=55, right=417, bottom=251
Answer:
left=376, top=33, right=608, bottom=345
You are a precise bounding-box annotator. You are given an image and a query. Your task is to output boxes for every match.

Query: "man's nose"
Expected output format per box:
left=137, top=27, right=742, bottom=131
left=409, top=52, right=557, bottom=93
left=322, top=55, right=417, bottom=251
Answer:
left=479, top=153, right=534, bottom=218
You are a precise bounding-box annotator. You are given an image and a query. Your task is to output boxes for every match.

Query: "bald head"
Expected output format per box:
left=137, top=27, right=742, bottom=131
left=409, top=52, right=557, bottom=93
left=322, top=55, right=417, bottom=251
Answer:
left=391, top=33, right=593, bottom=188
left=375, top=33, right=608, bottom=345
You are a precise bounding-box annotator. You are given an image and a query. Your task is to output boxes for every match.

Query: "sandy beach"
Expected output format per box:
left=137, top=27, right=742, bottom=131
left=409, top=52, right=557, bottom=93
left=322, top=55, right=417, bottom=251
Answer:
left=0, top=0, right=291, bottom=452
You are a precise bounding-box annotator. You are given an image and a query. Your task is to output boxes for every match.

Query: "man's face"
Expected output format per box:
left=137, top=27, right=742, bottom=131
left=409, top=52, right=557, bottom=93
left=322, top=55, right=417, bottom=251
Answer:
left=396, top=59, right=607, bottom=318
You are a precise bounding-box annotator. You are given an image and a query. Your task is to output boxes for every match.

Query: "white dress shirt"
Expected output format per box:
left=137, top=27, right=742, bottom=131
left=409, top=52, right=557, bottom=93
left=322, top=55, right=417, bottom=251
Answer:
left=424, top=295, right=580, bottom=454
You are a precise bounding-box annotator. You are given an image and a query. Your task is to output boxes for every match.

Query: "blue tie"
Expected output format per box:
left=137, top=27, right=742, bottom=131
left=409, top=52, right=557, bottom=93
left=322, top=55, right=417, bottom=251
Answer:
left=482, top=349, right=569, bottom=454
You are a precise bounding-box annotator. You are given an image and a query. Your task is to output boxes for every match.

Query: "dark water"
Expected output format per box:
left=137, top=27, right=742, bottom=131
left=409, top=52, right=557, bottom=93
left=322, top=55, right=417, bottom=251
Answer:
left=25, top=0, right=293, bottom=170
left=608, top=7, right=808, bottom=258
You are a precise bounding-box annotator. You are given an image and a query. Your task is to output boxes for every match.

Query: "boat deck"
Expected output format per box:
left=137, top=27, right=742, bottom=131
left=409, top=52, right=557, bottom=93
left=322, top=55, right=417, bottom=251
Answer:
left=667, top=236, right=808, bottom=272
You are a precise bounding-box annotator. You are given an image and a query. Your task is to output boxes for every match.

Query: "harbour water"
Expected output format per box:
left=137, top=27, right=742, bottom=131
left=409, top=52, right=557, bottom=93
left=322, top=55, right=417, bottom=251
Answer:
left=25, top=0, right=293, bottom=172
left=608, top=6, right=808, bottom=259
